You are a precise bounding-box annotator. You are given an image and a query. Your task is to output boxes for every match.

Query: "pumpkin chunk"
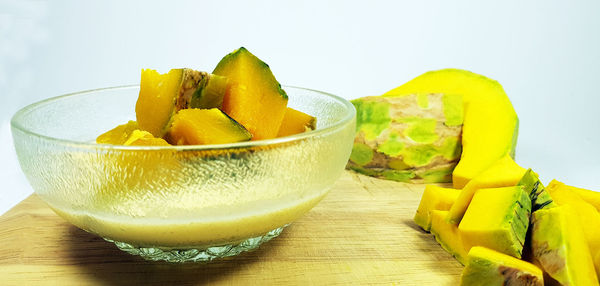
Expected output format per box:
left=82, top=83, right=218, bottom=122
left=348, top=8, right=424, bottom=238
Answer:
left=430, top=210, right=469, bottom=265
left=531, top=205, right=599, bottom=286
left=96, top=121, right=140, bottom=145
left=414, top=185, right=460, bottom=232
left=547, top=180, right=600, bottom=277
left=277, top=107, right=316, bottom=137
left=552, top=181, right=600, bottom=212
left=96, top=122, right=170, bottom=146
left=460, top=246, right=543, bottom=286
left=447, top=155, right=526, bottom=224
left=136, top=68, right=215, bottom=137
left=123, top=130, right=170, bottom=146
left=167, top=108, right=252, bottom=145
left=458, top=186, right=531, bottom=259
left=213, top=47, right=288, bottom=140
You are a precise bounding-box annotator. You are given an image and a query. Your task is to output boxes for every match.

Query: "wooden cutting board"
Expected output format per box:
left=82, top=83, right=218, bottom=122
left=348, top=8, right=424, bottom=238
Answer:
left=0, top=171, right=462, bottom=285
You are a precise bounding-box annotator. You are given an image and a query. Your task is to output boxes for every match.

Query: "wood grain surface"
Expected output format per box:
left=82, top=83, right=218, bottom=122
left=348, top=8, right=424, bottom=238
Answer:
left=0, top=171, right=462, bottom=285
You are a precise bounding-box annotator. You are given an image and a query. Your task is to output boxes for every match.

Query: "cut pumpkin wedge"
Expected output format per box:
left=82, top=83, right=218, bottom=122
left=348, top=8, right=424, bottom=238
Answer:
left=277, top=107, right=316, bottom=137
left=167, top=108, right=252, bottom=145
left=136, top=68, right=215, bottom=137
left=213, top=47, right=288, bottom=140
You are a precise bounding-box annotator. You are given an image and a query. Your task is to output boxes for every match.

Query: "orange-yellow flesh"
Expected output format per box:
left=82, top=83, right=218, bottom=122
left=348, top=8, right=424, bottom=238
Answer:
left=96, top=121, right=170, bottom=146
left=458, top=186, right=530, bottom=258
left=560, top=183, right=600, bottom=212
left=547, top=180, right=600, bottom=276
left=222, top=83, right=287, bottom=140
left=413, top=185, right=460, bottom=231
left=136, top=69, right=183, bottom=137
left=214, top=48, right=288, bottom=140
left=467, top=246, right=543, bottom=277
left=455, top=97, right=517, bottom=188
left=460, top=246, right=543, bottom=286
left=531, top=205, right=599, bottom=285
left=168, top=108, right=252, bottom=145
left=123, top=130, right=171, bottom=146
left=277, top=107, right=316, bottom=137
left=446, top=155, right=526, bottom=224
left=96, top=121, right=139, bottom=145
left=430, top=210, right=469, bottom=265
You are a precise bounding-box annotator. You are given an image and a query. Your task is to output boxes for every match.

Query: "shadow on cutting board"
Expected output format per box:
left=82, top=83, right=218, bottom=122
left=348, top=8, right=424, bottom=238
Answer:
left=64, top=224, right=281, bottom=286
left=400, top=218, right=462, bottom=285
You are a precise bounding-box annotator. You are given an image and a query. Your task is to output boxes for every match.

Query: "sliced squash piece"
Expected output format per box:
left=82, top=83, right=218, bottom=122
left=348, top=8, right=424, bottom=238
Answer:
left=547, top=180, right=600, bottom=276
left=458, top=186, right=531, bottom=258
left=136, top=68, right=213, bottom=137
left=96, top=121, right=139, bottom=145
left=447, top=155, right=526, bottom=224
left=347, top=93, right=463, bottom=183
left=384, top=69, right=519, bottom=189
left=123, top=130, right=170, bottom=146
left=430, top=210, right=469, bottom=265
left=460, top=246, right=543, bottom=286
left=414, top=185, right=460, bottom=232
left=97, top=121, right=170, bottom=146
left=276, top=107, right=316, bottom=137
left=554, top=182, right=600, bottom=213
left=213, top=47, right=288, bottom=140
left=167, top=108, right=252, bottom=145
left=531, top=205, right=599, bottom=285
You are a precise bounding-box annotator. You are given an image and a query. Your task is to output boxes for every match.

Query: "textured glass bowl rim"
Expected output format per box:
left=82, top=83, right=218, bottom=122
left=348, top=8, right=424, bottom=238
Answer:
left=11, top=85, right=356, bottom=151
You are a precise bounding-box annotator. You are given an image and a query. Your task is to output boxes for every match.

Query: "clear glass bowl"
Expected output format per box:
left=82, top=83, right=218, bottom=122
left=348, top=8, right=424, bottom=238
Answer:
left=11, top=85, right=356, bottom=262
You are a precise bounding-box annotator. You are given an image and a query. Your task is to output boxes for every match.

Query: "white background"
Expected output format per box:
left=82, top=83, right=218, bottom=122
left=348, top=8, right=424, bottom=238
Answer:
left=1, top=0, right=599, bottom=215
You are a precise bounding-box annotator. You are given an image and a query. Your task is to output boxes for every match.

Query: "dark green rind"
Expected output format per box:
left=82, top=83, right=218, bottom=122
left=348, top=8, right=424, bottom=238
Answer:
left=277, top=83, right=288, bottom=99
left=218, top=109, right=253, bottom=141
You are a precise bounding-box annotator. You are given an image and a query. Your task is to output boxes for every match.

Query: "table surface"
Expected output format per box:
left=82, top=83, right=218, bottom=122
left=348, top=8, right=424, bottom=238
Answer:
left=0, top=171, right=462, bottom=285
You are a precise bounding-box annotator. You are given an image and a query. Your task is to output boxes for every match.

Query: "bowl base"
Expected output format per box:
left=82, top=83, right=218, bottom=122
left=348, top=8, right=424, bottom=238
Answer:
left=104, top=224, right=288, bottom=263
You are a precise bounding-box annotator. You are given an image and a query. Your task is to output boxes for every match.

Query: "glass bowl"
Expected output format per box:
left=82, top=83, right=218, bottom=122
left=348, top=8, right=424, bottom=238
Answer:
left=11, top=85, right=356, bottom=262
